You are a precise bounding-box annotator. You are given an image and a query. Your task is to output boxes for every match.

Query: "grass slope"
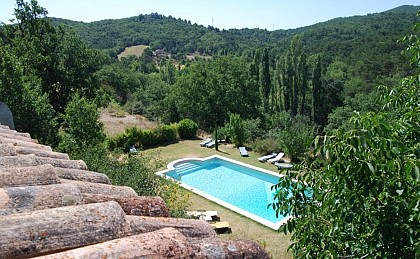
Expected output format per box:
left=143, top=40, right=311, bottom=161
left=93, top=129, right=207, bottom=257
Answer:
left=117, top=45, right=149, bottom=60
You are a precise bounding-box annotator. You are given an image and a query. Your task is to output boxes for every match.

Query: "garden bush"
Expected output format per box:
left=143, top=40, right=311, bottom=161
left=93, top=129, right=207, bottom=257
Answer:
left=225, top=113, right=249, bottom=147
left=157, top=180, right=191, bottom=218
left=177, top=118, right=198, bottom=139
left=277, top=123, right=316, bottom=161
left=140, top=129, right=158, bottom=147
left=251, top=137, right=279, bottom=155
left=108, top=124, right=178, bottom=151
left=155, top=124, right=177, bottom=144
left=107, top=126, right=142, bottom=151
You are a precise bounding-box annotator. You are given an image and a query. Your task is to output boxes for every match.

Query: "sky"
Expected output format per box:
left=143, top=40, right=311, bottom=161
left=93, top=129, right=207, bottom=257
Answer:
left=0, top=0, right=419, bottom=30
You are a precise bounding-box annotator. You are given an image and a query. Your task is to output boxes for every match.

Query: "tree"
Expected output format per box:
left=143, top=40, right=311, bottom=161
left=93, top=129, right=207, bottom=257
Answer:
left=0, top=43, right=57, bottom=145
left=279, top=35, right=309, bottom=117
left=316, top=59, right=347, bottom=126
left=58, top=93, right=105, bottom=152
left=160, top=59, right=177, bottom=85
left=4, top=0, right=102, bottom=113
left=97, top=63, right=144, bottom=104
left=225, top=113, right=249, bottom=147
left=271, top=25, right=420, bottom=257
left=312, top=54, right=322, bottom=124
left=290, top=35, right=302, bottom=116
left=274, top=59, right=284, bottom=112
left=127, top=73, right=171, bottom=118
left=260, top=48, right=271, bottom=112
left=276, top=119, right=316, bottom=162
left=170, top=56, right=259, bottom=129
left=138, top=47, right=157, bottom=73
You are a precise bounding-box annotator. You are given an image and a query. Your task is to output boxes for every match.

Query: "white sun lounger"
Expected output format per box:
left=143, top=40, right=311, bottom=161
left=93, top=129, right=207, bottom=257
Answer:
left=200, top=138, right=212, bottom=147
left=267, top=152, right=285, bottom=163
left=274, top=162, right=293, bottom=169
left=206, top=140, right=216, bottom=148
left=257, top=152, right=277, bottom=162
left=239, top=146, right=248, bottom=157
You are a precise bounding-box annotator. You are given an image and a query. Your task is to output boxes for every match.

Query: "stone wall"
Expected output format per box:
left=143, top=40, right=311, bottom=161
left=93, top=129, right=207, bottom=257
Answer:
left=0, top=102, right=14, bottom=130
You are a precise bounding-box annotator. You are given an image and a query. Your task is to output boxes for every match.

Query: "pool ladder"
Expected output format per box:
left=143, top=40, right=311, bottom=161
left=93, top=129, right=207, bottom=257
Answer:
left=175, top=163, right=200, bottom=176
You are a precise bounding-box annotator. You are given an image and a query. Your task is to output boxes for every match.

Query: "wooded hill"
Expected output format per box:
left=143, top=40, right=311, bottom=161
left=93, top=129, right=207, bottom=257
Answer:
left=53, top=5, right=418, bottom=74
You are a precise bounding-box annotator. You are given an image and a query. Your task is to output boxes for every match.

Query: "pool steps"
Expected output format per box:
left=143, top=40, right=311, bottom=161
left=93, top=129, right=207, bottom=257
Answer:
left=175, top=163, right=200, bottom=175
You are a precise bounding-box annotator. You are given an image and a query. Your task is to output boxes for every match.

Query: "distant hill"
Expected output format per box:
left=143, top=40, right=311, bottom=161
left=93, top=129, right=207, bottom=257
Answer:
left=52, top=6, right=418, bottom=50
left=53, top=5, right=419, bottom=80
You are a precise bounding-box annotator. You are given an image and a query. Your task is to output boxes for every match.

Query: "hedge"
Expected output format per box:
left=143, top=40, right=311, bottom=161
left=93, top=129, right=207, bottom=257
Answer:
left=107, top=124, right=177, bottom=151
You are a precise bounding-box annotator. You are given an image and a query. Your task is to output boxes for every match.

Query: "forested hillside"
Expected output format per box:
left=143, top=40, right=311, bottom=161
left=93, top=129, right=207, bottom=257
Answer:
left=54, top=6, right=418, bottom=70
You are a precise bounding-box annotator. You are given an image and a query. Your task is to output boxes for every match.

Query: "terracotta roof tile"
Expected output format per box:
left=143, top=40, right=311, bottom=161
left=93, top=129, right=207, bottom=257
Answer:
left=0, top=126, right=269, bottom=258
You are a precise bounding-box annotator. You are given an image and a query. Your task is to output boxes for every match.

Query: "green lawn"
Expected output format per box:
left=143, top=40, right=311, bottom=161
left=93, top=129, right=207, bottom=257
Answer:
left=145, top=139, right=292, bottom=259
left=117, top=44, right=149, bottom=59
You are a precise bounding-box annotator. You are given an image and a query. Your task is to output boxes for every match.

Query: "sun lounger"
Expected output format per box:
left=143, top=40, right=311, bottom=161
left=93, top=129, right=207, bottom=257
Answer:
left=210, top=221, right=232, bottom=234
left=267, top=152, right=284, bottom=163
left=206, top=140, right=216, bottom=148
left=186, top=210, right=220, bottom=222
left=200, top=138, right=212, bottom=147
left=258, top=152, right=277, bottom=162
left=274, top=162, right=293, bottom=169
left=239, top=146, right=248, bottom=157
left=129, top=145, right=137, bottom=153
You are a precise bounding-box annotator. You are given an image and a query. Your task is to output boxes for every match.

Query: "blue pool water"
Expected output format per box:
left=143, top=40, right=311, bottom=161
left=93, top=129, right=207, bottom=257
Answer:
left=165, top=156, right=288, bottom=227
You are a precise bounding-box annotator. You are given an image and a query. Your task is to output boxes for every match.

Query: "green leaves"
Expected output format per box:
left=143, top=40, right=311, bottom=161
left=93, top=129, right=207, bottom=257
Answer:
left=170, top=56, right=259, bottom=129
left=0, top=43, right=58, bottom=145
left=177, top=118, right=198, bottom=140
left=58, top=93, right=105, bottom=152
left=224, top=113, right=249, bottom=147
left=272, top=40, right=420, bottom=256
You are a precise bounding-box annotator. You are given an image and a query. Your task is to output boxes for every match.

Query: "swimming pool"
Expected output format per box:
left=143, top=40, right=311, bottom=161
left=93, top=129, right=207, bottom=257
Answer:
left=157, top=155, right=290, bottom=229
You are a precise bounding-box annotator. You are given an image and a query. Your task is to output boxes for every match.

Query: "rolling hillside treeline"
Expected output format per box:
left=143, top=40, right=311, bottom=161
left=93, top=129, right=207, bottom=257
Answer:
left=53, top=5, right=418, bottom=75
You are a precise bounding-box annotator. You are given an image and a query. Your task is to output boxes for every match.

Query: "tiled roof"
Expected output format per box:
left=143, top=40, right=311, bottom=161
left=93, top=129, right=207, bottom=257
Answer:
left=0, top=125, right=269, bottom=258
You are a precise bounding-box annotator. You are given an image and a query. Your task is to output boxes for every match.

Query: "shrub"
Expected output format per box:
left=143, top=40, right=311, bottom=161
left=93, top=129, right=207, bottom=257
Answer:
left=177, top=118, right=198, bottom=139
left=155, top=124, right=177, bottom=144
left=140, top=129, right=158, bottom=147
left=277, top=123, right=316, bottom=161
left=244, top=118, right=264, bottom=140
left=58, top=93, right=105, bottom=153
left=57, top=131, right=78, bottom=154
left=107, top=132, right=128, bottom=151
left=216, top=126, right=229, bottom=142
left=69, top=145, right=164, bottom=196
left=157, top=180, right=191, bottom=218
left=105, top=101, right=125, bottom=117
left=251, top=137, right=279, bottom=155
left=107, top=126, right=143, bottom=151
left=107, top=124, right=177, bottom=151
left=225, top=113, right=249, bottom=147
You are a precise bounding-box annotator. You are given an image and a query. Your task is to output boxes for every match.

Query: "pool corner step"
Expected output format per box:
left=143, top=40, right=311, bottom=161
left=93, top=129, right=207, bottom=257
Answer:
left=175, top=163, right=200, bottom=175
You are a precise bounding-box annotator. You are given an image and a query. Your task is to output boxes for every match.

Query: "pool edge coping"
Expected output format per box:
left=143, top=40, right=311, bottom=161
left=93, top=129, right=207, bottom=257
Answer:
left=156, top=155, right=291, bottom=230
